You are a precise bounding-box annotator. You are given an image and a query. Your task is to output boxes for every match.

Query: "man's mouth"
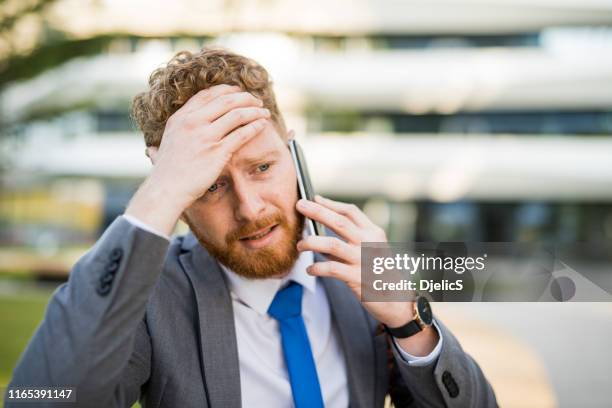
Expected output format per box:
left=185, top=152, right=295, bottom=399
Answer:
left=240, top=224, right=278, bottom=241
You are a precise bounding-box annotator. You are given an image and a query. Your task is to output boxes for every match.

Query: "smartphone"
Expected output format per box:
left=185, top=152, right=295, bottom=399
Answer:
left=289, top=139, right=325, bottom=236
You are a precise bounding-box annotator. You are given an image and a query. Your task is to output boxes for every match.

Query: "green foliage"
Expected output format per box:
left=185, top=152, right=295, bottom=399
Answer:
left=0, top=0, right=116, bottom=90
left=0, top=0, right=57, bottom=34
left=0, top=292, right=50, bottom=386
left=0, top=36, right=114, bottom=88
left=0, top=287, right=143, bottom=408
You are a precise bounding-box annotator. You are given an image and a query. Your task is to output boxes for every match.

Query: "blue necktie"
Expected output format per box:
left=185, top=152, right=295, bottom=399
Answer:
left=268, top=281, right=325, bottom=408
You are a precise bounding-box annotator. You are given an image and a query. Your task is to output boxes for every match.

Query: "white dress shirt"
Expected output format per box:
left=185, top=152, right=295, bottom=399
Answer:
left=220, top=250, right=349, bottom=407
left=122, top=214, right=443, bottom=407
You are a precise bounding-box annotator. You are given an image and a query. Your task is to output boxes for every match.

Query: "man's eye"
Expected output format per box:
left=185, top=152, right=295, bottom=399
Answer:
left=207, top=183, right=219, bottom=193
left=257, top=163, right=270, bottom=172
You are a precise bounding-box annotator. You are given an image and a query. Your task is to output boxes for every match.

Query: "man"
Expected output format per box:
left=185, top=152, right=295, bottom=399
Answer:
left=6, top=48, right=497, bottom=407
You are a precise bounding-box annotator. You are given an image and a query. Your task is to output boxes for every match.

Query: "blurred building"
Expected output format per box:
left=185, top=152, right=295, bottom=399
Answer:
left=1, top=0, right=612, bottom=264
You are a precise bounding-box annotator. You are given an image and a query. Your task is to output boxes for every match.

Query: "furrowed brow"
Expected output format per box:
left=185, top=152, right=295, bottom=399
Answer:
left=237, top=150, right=281, bottom=167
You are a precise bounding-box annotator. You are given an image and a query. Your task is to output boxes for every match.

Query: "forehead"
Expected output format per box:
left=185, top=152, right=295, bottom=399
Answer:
left=229, top=121, right=288, bottom=166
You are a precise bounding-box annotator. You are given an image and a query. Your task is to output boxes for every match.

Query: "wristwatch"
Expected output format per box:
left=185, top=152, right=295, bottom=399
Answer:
left=384, top=296, right=433, bottom=338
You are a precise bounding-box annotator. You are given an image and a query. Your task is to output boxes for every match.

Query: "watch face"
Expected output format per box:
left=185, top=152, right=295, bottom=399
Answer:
left=416, top=296, right=433, bottom=326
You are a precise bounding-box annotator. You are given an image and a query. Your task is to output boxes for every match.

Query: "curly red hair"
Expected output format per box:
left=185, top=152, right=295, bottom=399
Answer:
left=131, top=47, right=286, bottom=147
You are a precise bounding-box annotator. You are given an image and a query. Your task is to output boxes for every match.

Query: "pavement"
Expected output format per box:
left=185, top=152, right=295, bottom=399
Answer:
left=435, top=302, right=612, bottom=408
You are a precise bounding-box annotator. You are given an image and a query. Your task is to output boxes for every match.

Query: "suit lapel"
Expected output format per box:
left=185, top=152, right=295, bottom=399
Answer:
left=176, top=236, right=376, bottom=408
left=318, top=254, right=376, bottom=408
left=179, top=233, right=241, bottom=408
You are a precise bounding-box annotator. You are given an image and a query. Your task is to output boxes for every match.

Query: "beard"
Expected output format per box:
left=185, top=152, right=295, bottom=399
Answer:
left=185, top=209, right=304, bottom=279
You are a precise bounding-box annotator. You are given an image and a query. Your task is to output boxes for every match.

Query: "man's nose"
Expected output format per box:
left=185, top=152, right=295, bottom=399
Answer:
left=233, top=181, right=266, bottom=222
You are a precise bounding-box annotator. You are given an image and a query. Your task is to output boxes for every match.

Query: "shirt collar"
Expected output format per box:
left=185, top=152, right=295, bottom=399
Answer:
left=220, top=248, right=316, bottom=316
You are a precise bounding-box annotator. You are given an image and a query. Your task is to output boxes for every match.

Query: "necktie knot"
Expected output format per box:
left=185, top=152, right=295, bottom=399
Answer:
left=268, top=281, right=303, bottom=321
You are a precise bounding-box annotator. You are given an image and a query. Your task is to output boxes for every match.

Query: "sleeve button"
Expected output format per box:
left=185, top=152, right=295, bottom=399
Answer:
left=109, top=248, right=123, bottom=262
left=442, top=371, right=459, bottom=398
left=96, top=282, right=112, bottom=296
left=105, top=261, right=120, bottom=274
left=100, top=272, right=114, bottom=285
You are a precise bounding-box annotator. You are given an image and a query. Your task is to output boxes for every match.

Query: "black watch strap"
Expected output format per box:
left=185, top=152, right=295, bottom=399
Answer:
left=384, top=319, right=422, bottom=339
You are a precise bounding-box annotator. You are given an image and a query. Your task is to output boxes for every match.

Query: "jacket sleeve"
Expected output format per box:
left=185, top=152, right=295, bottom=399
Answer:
left=5, top=216, right=169, bottom=408
left=391, top=318, right=498, bottom=408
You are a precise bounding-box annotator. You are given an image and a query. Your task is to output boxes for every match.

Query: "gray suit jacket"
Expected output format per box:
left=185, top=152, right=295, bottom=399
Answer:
left=7, top=217, right=497, bottom=407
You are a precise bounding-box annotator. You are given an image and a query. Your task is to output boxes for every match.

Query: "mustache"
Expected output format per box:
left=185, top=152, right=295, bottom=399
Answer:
left=225, top=212, right=286, bottom=244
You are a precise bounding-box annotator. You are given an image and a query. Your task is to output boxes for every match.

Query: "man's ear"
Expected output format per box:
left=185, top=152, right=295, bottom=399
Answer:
left=287, top=129, right=296, bottom=141
left=145, top=146, right=159, bottom=165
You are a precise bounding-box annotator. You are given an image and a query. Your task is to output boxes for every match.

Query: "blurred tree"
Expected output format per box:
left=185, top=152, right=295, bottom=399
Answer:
left=1, top=0, right=59, bottom=87
left=0, top=0, right=114, bottom=90
left=0, top=0, right=111, bottom=194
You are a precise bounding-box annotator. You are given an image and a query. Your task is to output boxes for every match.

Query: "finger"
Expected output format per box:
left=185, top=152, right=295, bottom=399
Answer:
left=297, top=236, right=359, bottom=264
left=314, top=195, right=371, bottom=228
left=209, top=107, right=271, bottom=138
left=307, top=261, right=355, bottom=282
left=180, top=84, right=242, bottom=115
left=218, top=118, right=267, bottom=155
left=146, top=146, right=159, bottom=164
left=196, top=92, right=263, bottom=123
left=296, top=199, right=361, bottom=244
